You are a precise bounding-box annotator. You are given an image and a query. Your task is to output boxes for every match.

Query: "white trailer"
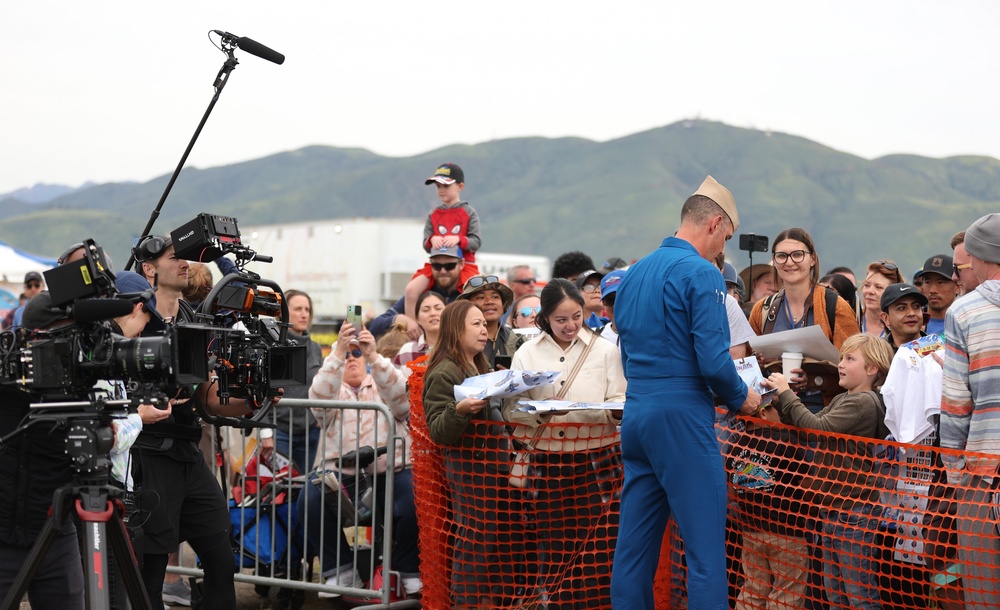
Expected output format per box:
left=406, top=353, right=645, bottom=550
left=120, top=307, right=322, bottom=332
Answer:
left=238, top=218, right=550, bottom=322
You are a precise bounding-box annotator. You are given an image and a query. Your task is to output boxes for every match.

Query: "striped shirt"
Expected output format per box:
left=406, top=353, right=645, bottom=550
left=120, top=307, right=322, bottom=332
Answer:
left=940, top=280, right=1000, bottom=475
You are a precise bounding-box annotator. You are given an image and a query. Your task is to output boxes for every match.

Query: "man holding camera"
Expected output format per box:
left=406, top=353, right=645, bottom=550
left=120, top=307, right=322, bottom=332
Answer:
left=131, top=235, right=251, bottom=609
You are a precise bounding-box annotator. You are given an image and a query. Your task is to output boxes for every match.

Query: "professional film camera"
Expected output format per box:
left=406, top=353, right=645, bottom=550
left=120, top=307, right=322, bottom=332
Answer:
left=2, top=217, right=306, bottom=423
left=0, top=239, right=209, bottom=402
left=169, top=212, right=306, bottom=418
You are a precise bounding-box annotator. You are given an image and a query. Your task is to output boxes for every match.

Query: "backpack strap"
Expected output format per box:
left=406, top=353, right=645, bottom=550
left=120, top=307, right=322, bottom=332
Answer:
left=761, top=291, right=783, bottom=336
left=823, top=285, right=838, bottom=338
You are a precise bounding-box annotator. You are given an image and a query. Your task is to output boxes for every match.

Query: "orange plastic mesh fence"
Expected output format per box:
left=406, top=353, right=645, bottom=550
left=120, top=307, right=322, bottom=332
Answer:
left=409, top=362, right=999, bottom=609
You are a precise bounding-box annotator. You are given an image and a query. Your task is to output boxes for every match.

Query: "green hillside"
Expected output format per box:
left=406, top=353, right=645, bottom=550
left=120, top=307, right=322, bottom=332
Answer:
left=4, top=120, right=997, bottom=278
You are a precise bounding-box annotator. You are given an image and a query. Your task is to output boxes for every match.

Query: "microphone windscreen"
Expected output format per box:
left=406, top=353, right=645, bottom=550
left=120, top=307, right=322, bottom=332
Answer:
left=71, top=299, right=135, bottom=323
left=237, top=37, right=285, bottom=65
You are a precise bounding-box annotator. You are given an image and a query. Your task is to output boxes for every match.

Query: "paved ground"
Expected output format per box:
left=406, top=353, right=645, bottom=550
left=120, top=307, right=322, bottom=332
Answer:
left=19, top=582, right=404, bottom=609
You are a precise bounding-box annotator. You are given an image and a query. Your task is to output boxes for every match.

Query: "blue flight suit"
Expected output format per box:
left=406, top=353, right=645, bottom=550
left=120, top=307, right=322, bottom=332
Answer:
left=610, top=237, right=748, bottom=610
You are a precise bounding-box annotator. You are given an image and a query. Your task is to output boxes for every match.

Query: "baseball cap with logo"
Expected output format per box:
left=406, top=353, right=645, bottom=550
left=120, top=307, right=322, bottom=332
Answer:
left=880, top=283, right=929, bottom=311
left=424, top=163, right=465, bottom=186
left=914, top=254, right=954, bottom=281
left=24, top=271, right=43, bottom=285
left=429, top=245, right=463, bottom=260
left=600, top=269, right=627, bottom=299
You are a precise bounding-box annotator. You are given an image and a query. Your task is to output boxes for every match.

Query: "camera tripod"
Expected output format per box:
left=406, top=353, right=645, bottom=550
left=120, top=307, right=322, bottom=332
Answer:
left=1, top=405, right=152, bottom=610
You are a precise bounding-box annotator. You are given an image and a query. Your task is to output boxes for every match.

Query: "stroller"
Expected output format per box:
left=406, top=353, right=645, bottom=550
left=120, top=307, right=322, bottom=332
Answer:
left=230, top=448, right=307, bottom=609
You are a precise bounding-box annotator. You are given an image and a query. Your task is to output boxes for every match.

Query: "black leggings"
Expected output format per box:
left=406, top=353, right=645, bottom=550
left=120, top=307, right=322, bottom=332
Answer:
left=140, top=530, right=235, bottom=610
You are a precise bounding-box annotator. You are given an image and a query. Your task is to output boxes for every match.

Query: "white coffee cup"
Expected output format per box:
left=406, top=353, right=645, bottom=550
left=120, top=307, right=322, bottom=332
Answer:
left=782, top=352, right=804, bottom=380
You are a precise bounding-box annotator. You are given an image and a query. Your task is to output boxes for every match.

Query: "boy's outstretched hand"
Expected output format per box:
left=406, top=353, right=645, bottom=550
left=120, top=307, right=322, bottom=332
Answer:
left=761, top=372, right=791, bottom=395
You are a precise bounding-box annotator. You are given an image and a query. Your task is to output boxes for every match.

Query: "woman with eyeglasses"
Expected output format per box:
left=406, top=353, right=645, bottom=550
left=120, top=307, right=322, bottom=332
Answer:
left=504, top=293, right=543, bottom=357
left=749, top=228, right=860, bottom=347
left=859, top=260, right=904, bottom=337
left=749, top=228, right=860, bottom=408
left=502, top=278, right=626, bottom=608
left=301, top=319, right=421, bottom=596
left=510, top=294, right=542, bottom=330
left=394, top=291, right=447, bottom=369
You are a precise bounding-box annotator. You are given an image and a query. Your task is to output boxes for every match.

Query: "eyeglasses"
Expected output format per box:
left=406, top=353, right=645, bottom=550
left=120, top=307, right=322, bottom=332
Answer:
left=430, top=262, right=458, bottom=272
left=518, top=306, right=541, bottom=318
left=512, top=278, right=536, bottom=285
left=954, top=263, right=972, bottom=275
left=346, top=348, right=363, bottom=359
left=580, top=284, right=601, bottom=293
left=25, top=282, right=41, bottom=289
left=465, top=275, right=500, bottom=288
left=772, top=250, right=810, bottom=264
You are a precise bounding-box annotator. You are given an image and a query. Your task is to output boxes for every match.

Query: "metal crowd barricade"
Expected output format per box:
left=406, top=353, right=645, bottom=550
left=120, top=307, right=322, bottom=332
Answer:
left=171, top=398, right=419, bottom=609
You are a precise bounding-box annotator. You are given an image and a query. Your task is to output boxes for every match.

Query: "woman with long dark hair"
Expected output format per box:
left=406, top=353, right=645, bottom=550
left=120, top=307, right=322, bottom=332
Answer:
left=502, top=278, right=626, bottom=609
left=422, top=300, right=512, bottom=608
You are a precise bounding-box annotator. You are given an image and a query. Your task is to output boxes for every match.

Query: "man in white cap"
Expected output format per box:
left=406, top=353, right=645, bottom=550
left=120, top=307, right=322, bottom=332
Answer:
left=611, top=176, right=761, bottom=609
left=940, top=212, right=1000, bottom=606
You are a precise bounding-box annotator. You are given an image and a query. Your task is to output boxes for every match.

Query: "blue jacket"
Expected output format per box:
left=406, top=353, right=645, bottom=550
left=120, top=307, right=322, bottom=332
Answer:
left=615, top=237, right=747, bottom=411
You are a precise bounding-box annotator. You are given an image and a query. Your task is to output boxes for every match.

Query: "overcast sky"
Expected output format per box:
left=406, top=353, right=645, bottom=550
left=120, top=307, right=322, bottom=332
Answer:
left=3, top=1, right=999, bottom=195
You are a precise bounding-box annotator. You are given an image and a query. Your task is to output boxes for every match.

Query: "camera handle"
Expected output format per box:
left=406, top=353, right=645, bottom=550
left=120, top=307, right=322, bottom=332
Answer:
left=125, top=36, right=241, bottom=272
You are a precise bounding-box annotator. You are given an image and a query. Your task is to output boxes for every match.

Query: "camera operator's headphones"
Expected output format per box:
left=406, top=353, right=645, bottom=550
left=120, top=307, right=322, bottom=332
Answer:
left=132, top=235, right=172, bottom=264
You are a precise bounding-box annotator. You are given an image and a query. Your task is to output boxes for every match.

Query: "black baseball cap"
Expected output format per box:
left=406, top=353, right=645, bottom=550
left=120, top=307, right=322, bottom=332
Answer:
left=424, top=163, right=464, bottom=185
left=914, top=254, right=953, bottom=281
left=24, top=271, right=43, bottom=285
left=880, top=283, right=929, bottom=311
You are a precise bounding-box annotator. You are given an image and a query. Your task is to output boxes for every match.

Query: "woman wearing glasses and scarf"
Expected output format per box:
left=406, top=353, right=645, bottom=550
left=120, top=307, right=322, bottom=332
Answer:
left=300, top=320, right=421, bottom=597
left=749, top=228, right=860, bottom=408
left=859, top=260, right=904, bottom=337
left=749, top=227, right=860, bottom=349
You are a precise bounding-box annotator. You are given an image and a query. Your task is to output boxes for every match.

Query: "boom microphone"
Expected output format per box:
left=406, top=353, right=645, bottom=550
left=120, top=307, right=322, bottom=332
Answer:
left=70, top=299, right=136, bottom=324
left=213, top=30, right=285, bottom=65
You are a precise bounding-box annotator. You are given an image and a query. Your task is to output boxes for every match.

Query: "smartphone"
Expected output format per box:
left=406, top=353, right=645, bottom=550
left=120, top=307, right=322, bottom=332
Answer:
left=494, top=355, right=512, bottom=370
left=738, top=233, right=769, bottom=253
left=346, top=305, right=363, bottom=329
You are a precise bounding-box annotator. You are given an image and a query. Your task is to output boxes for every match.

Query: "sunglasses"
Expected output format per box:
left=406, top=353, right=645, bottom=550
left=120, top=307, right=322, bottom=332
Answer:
left=25, top=281, right=41, bottom=289
left=466, top=275, right=500, bottom=288
left=772, top=250, right=810, bottom=264
left=954, top=263, right=972, bottom=275
left=512, top=278, right=536, bottom=285
left=431, top=262, right=458, bottom=271
left=876, top=260, right=898, bottom=271
left=346, top=348, right=363, bottom=359
left=518, top=306, right=541, bottom=318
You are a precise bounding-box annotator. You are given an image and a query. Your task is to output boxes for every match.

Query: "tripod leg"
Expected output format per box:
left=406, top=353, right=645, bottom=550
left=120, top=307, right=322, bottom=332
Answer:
left=78, top=499, right=114, bottom=610
left=1, top=486, right=76, bottom=609
left=106, top=504, right=152, bottom=610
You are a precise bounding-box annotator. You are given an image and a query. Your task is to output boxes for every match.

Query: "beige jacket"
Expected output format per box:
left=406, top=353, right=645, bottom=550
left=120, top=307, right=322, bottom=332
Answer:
left=309, top=353, right=411, bottom=475
left=503, top=330, right=625, bottom=451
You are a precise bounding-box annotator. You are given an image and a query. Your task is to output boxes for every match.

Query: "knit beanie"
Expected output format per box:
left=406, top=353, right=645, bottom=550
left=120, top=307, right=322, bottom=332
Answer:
left=965, top=213, right=1000, bottom=264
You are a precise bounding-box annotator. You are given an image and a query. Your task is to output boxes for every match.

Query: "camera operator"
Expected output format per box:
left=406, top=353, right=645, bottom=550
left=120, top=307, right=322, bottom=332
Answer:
left=135, top=235, right=192, bottom=323
left=0, top=294, right=85, bottom=609
left=132, top=236, right=259, bottom=610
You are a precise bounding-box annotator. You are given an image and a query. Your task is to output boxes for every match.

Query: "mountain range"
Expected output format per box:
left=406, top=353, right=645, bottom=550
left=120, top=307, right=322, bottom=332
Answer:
left=3, top=119, right=997, bottom=278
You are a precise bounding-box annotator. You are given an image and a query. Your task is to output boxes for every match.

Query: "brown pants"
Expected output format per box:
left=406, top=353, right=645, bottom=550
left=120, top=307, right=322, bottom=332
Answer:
left=735, top=529, right=809, bottom=610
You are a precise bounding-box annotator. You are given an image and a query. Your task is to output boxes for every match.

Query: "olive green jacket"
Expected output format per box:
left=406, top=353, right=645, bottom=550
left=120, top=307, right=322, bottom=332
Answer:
left=423, top=358, right=491, bottom=446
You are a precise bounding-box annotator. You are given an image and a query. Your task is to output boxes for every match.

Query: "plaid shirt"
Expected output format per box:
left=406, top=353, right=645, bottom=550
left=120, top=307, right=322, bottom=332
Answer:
left=393, top=335, right=430, bottom=370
